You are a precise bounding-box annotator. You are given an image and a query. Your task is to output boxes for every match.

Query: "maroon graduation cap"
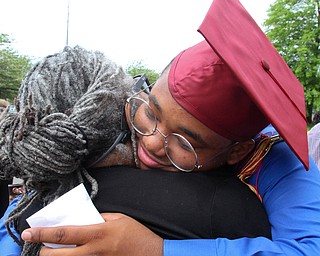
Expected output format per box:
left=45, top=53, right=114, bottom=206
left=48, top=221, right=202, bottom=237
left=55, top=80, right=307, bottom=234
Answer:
left=168, top=0, right=308, bottom=169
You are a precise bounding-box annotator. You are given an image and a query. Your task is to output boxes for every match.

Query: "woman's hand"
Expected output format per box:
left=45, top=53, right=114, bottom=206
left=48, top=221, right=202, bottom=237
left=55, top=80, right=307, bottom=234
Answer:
left=21, top=213, right=163, bottom=256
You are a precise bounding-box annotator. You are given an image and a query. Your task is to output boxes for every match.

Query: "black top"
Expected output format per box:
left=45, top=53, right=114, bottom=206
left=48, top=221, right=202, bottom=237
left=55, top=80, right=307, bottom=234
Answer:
left=0, top=179, right=10, bottom=217
left=17, top=166, right=271, bottom=240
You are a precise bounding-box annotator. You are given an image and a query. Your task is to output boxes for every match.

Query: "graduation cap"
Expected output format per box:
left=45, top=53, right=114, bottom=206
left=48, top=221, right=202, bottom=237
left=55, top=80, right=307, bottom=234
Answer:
left=168, top=0, right=308, bottom=169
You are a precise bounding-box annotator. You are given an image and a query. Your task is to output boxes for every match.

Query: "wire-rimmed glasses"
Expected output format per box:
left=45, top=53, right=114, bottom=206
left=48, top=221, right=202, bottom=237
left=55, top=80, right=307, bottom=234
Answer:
left=126, top=75, right=200, bottom=172
left=127, top=74, right=237, bottom=172
left=128, top=95, right=200, bottom=172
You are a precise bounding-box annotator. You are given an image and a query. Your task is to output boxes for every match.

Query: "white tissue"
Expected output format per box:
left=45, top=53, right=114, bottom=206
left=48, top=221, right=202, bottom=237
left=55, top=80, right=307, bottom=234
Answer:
left=26, top=183, right=104, bottom=248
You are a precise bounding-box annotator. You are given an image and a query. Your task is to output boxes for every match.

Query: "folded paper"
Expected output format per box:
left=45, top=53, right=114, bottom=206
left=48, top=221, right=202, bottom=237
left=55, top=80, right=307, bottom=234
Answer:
left=26, top=183, right=104, bottom=248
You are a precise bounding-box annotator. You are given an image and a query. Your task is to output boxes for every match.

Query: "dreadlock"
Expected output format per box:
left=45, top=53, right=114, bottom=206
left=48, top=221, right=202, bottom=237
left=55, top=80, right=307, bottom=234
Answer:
left=0, top=46, right=136, bottom=255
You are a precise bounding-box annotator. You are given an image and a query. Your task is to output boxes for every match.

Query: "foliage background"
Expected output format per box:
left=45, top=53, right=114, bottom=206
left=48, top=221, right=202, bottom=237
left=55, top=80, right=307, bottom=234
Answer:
left=264, top=0, right=320, bottom=124
left=0, top=34, right=32, bottom=102
left=126, top=60, right=160, bottom=84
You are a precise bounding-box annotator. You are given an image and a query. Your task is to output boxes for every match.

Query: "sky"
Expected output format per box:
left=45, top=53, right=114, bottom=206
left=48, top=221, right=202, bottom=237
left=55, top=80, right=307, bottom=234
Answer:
left=0, top=0, right=275, bottom=72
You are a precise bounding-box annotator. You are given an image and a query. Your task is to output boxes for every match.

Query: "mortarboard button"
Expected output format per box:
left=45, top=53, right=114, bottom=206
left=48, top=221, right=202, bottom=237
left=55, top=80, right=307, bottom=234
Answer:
left=261, top=60, right=270, bottom=71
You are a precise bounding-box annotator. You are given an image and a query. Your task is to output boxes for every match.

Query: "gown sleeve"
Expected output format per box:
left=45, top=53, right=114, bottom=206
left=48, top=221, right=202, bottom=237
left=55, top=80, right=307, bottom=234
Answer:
left=0, top=197, right=22, bottom=256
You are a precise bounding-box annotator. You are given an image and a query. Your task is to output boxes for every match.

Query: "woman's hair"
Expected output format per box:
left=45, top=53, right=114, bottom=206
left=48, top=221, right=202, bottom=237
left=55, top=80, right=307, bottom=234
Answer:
left=0, top=46, right=135, bottom=255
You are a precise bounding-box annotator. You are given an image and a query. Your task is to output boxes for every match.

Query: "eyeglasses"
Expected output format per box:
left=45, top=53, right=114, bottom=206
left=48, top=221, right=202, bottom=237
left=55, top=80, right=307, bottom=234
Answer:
left=126, top=75, right=237, bottom=172
left=133, top=74, right=152, bottom=93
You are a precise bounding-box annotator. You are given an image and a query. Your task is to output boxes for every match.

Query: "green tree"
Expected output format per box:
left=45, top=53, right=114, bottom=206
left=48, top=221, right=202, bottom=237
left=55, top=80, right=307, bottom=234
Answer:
left=263, top=0, right=320, bottom=124
left=0, top=33, right=32, bottom=101
left=126, top=60, right=160, bottom=85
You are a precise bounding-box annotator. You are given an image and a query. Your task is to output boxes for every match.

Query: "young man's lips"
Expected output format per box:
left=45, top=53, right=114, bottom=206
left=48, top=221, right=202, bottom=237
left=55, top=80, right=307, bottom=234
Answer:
left=137, top=144, right=162, bottom=168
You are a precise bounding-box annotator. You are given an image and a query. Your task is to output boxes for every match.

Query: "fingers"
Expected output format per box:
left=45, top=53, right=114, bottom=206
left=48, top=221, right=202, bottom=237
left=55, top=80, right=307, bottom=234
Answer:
left=39, top=246, right=79, bottom=256
left=39, top=244, right=101, bottom=256
left=21, top=213, right=129, bottom=245
left=20, top=213, right=163, bottom=256
left=21, top=224, right=101, bottom=245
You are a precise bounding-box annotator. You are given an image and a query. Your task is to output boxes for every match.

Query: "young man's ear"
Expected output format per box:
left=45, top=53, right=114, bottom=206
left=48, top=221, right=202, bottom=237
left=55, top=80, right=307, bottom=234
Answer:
left=227, top=139, right=255, bottom=165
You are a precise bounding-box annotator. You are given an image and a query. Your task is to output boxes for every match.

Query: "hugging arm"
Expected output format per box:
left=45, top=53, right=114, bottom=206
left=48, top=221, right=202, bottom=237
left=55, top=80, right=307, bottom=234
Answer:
left=23, top=213, right=163, bottom=256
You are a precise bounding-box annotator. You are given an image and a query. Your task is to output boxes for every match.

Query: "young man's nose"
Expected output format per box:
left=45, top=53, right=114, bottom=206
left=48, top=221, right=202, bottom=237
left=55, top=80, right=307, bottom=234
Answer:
left=142, top=128, right=167, bottom=156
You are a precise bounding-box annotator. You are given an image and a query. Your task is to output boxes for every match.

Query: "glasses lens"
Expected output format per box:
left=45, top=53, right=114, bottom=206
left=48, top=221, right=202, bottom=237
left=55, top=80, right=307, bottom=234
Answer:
left=127, top=96, right=198, bottom=172
left=165, top=134, right=197, bottom=172
left=129, top=97, right=157, bottom=136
